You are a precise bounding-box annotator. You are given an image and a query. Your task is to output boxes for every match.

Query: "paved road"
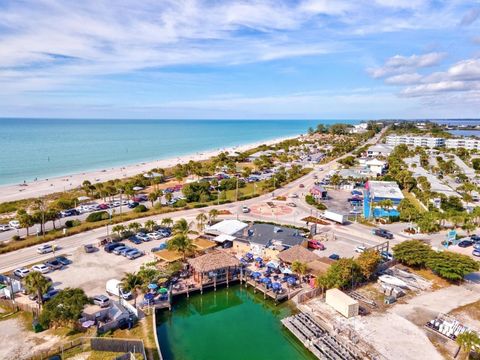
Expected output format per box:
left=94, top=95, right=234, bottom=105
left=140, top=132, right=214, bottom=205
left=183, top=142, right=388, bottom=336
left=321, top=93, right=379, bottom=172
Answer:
left=0, top=129, right=387, bottom=273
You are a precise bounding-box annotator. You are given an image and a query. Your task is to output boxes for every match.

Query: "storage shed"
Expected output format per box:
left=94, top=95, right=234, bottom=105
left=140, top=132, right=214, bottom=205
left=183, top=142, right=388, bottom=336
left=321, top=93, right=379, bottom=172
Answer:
left=325, top=288, right=359, bottom=318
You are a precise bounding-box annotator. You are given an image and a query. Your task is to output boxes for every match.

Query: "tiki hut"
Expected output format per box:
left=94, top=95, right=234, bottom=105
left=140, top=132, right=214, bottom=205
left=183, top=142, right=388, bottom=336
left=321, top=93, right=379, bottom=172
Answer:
left=187, top=251, right=240, bottom=291
left=277, top=245, right=320, bottom=264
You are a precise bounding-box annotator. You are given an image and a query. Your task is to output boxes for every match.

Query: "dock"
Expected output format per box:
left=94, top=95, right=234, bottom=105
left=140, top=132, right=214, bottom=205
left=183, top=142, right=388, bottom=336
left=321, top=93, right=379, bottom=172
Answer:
left=281, top=313, right=361, bottom=360
left=243, top=278, right=301, bottom=302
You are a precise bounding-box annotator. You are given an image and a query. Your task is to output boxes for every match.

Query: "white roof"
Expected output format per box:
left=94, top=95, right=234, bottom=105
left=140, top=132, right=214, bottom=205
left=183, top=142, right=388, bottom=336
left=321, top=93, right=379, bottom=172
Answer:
left=368, top=144, right=393, bottom=153
left=366, top=158, right=386, bottom=166
left=213, top=234, right=236, bottom=243
left=368, top=181, right=404, bottom=200
left=205, top=219, right=248, bottom=236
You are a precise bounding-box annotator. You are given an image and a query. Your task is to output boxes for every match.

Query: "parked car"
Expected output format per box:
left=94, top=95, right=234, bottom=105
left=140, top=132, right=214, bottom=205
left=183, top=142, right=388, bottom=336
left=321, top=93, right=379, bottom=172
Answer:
left=9, top=220, right=20, bottom=229
left=299, top=184, right=305, bottom=188
left=127, top=201, right=139, bottom=209
left=31, top=264, right=50, bottom=274
left=37, top=244, right=54, bottom=254
left=0, top=224, right=11, bottom=231
left=126, top=249, right=144, bottom=260
left=381, top=251, right=393, bottom=261
left=128, top=236, right=142, bottom=245
left=242, top=206, right=250, bottom=213
left=45, top=259, right=64, bottom=271
left=120, top=247, right=135, bottom=256
left=55, top=256, right=71, bottom=266
left=287, top=202, right=297, bottom=207
left=470, top=234, right=480, bottom=242
left=329, top=254, right=340, bottom=261
left=13, top=267, right=30, bottom=278
left=147, top=232, right=161, bottom=241
left=473, top=243, right=480, bottom=250
left=93, top=294, right=110, bottom=308
left=112, top=246, right=129, bottom=255
left=308, top=240, right=325, bottom=250
left=151, top=243, right=167, bottom=252
left=290, top=193, right=299, bottom=198
left=372, top=228, right=393, bottom=240
left=84, top=244, right=96, bottom=253
left=458, top=239, right=474, bottom=248
left=98, top=203, right=109, bottom=210
left=43, top=289, right=60, bottom=302
left=104, top=242, right=125, bottom=253
left=473, top=249, right=480, bottom=257
left=136, top=233, right=149, bottom=242
left=354, top=245, right=366, bottom=253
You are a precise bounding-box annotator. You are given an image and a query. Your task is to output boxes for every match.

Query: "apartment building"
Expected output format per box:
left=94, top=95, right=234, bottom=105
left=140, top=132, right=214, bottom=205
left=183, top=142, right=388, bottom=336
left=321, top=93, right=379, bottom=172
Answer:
left=385, top=135, right=445, bottom=148
left=445, top=138, right=480, bottom=150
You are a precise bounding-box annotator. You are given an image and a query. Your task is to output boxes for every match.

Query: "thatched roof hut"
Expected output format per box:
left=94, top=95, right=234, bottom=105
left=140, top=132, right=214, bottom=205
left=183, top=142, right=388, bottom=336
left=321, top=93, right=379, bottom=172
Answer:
left=277, top=245, right=320, bottom=264
left=188, top=251, right=240, bottom=273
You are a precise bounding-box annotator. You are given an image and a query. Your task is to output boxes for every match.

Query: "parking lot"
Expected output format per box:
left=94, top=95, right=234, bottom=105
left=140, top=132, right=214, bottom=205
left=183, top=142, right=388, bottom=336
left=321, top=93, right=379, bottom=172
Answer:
left=321, top=188, right=362, bottom=215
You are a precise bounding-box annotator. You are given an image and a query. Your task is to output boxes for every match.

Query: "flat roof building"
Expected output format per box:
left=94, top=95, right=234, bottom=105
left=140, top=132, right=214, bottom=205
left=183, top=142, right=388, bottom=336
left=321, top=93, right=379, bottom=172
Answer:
left=366, top=180, right=404, bottom=204
left=386, top=135, right=445, bottom=148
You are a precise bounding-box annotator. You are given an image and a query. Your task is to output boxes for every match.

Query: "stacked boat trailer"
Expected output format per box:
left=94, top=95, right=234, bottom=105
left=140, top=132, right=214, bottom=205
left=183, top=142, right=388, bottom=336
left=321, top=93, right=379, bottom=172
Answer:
left=281, top=312, right=361, bottom=360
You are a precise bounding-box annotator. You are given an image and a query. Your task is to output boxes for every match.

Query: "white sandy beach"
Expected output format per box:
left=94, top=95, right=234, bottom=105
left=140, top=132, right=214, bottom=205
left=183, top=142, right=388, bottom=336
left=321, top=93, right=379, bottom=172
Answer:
left=0, top=136, right=298, bottom=204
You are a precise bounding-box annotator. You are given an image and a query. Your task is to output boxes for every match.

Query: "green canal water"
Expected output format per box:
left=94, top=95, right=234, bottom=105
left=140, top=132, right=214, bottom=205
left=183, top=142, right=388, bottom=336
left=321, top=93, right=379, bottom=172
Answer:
left=155, top=285, right=316, bottom=360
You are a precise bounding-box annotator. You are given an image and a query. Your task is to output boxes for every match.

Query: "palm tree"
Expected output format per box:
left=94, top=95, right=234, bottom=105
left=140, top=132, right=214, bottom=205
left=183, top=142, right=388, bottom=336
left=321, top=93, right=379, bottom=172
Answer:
left=208, top=209, right=219, bottom=225
left=291, top=260, right=308, bottom=278
left=165, top=192, right=173, bottom=204
left=196, top=212, right=208, bottom=232
left=456, top=331, right=480, bottom=359
left=161, top=217, right=173, bottom=228
left=144, top=220, right=157, bottom=232
left=24, top=272, right=51, bottom=307
left=173, top=218, right=190, bottom=236
left=128, top=222, right=141, bottom=233
left=167, top=233, right=195, bottom=261
left=82, top=180, right=92, bottom=196
left=112, top=224, right=126, bottom=236
left=17, top=209, right=34, bottom=237
left=148, top=191, right=158, bottom=207
left=121, top=272, right=144, bottom=306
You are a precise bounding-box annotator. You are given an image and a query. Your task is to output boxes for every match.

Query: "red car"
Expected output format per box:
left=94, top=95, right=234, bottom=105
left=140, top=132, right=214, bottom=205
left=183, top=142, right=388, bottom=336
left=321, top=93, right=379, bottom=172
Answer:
left=308, top=240, right=325, bottom=250
left=299, top=184, right=305, bottom=188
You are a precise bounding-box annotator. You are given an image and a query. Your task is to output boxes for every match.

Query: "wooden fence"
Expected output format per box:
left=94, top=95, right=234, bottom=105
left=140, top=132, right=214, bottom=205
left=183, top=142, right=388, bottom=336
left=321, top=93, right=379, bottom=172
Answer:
left=29, top=337, right=146, bottom=360
left=0, top=298, right=39, bottom=316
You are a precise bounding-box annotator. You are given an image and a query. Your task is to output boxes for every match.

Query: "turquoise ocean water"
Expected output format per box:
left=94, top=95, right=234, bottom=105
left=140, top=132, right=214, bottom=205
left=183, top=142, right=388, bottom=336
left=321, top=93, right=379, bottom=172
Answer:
left=0, top=119, right=359, bottom=186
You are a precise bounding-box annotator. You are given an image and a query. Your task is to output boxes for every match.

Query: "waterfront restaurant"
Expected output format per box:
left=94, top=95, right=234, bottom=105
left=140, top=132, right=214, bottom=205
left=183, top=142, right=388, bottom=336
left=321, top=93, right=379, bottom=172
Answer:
left=187, top=251, right=241, bottom=291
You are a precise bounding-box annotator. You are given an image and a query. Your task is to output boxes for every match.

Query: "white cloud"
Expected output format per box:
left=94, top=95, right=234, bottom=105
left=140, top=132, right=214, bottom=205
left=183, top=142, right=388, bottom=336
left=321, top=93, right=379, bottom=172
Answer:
left=368, top=52, right=446, bottom=78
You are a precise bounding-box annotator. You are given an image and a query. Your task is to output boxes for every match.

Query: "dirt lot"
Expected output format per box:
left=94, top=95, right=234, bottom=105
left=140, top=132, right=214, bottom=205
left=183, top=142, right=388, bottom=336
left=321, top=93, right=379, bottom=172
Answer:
left=321, top=188, right=357, bottom=214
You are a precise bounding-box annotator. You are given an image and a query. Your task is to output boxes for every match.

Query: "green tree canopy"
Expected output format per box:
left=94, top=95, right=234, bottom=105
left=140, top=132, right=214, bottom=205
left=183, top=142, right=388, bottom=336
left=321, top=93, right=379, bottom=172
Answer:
left=39, top=288, right=89, bottom=328
left=356, top=250, right=382, bottom=280
left=426, top=251, right=479, bottom=282
left=392, top=240, right=433, bottom=267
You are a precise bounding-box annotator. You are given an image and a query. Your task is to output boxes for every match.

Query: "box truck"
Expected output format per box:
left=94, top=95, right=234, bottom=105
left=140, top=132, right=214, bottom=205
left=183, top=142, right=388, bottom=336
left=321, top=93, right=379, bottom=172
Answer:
left=106, top=279, right=132, bottom=300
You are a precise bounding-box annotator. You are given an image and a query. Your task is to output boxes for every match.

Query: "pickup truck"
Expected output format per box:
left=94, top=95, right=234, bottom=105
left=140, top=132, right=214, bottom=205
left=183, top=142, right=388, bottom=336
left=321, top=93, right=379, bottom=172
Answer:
left=372, top=228, right=393, bottom=240
left=308, top=240, right=325, bottom=250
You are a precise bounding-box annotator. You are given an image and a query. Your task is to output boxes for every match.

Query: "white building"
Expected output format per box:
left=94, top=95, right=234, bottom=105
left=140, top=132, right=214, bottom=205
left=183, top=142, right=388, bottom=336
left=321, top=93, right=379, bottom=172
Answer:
left=349, top=123, right=368, bottom=134
left=386, top=135, right=445, bottom=148
left=366, top=144, right=394, bottom=157
left=445, top=138, right=480, bottom=150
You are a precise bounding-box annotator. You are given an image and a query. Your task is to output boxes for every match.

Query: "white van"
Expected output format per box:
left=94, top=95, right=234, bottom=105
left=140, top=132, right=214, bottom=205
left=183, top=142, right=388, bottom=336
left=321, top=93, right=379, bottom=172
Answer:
left=105, top=279, right=132, bottom=300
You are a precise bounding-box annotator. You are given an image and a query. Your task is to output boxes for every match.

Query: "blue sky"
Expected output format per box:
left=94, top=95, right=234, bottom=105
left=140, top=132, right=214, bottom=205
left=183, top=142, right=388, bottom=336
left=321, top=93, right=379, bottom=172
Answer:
left=0, top=0, right=479, bottom=119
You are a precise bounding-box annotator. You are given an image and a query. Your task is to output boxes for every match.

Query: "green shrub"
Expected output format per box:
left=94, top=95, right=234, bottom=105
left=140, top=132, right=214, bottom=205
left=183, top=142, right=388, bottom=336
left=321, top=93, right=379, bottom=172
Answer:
left=86, top=211, right=110, bottom=222
left=193, top=203, right=208, bottom=208
left=134, top=204, right=148, bottom=213
left=12, top=235, right=21, bottom=241
left=65, top=219, right=81, bottom=228
left=173, top=199, right=187, bottom=208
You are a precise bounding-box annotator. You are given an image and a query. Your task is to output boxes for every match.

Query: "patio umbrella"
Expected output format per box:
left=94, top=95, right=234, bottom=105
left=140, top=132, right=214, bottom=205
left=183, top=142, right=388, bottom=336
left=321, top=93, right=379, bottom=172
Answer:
left=266, top=261, right=279, bottom=269
left=246, top=253, right=254, bottom=259
left=147, top=283, right=158, bottom=290
left=282, top=268, right=293, bottom=274
left=144, top=293, right=155, bottom=301
left=255, top=257, right=263, bottom=262
left=287, top=277, right=297, bottom=285
left=351, top=190, right=362, bottom=195
left=272, top=282, right=282, bottom=290
left=252, top=272, right=261, bottom=278
left=158, top=287, right=168, bottom=294
left=261, top=277, right=272, bottom=284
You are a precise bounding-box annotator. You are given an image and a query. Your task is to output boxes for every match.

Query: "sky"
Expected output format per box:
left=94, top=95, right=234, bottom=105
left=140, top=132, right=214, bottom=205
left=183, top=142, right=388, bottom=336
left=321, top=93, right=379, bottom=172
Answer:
left=0, top=0, right=479, bottom=120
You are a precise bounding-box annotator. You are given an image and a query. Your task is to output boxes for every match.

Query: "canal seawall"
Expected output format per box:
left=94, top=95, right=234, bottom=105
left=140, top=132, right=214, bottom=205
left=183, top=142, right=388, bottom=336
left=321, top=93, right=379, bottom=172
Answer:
left=152, top=309, right=163, bottom=360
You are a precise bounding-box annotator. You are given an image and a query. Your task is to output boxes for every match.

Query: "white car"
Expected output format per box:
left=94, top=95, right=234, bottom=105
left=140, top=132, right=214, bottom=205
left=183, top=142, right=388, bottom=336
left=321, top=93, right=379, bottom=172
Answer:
left=9, top=220, right=20, bottom=229
left=290, top=193, right=299, bottom=198
left=31, top=264, right=50, bottom=274
left=354, top=245, right=366, bottom=253
left=13, top=267, right=30, bottom=278
left=0, top=224, right=11, bottom=231
left=242, top=206, right=250, bottom=213
left=147, top=232, right=161, bottom=240
left=37, top=244, right=54, bottom=254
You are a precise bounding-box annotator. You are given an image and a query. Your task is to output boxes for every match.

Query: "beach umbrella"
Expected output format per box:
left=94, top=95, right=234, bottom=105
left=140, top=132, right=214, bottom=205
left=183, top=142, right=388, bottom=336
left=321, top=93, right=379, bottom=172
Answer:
left=351, top=190, right=362, bottom=195
left=282, top=268, right=293, bottom=274
left=266, top=261, right=279, bottom=269
left=147, top=283, right=158, bottom=290
left=246, top=253, right=254, bottom=259
left=261, top=277, right=272, bottom=284
left=158, top=287, right=168, bottom=294
left=252, top=272, right=261, bottom=278
left=255, top=257, right=263, bottom=262
left=272, top=282, right=282, bottom=290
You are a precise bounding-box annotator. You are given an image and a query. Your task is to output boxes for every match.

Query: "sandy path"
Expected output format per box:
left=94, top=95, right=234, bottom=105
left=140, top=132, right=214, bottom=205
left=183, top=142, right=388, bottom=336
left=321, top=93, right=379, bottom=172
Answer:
left=0, top=136, right=295, bottom=203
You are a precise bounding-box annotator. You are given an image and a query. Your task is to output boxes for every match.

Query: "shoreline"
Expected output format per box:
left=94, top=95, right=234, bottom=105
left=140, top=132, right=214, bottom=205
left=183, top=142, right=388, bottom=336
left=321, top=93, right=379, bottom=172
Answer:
left=0, top=134, right=299, bottom=203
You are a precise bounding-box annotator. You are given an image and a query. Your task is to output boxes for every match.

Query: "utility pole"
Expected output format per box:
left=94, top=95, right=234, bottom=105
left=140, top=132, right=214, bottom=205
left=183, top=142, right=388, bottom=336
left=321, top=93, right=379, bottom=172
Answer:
left=235, top=176, right=239, bottom=202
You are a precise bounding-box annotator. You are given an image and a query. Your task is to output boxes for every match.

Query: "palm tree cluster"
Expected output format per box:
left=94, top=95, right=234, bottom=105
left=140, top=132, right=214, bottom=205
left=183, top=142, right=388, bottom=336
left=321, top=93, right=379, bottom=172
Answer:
left=166, top=218, right=195, bottom=261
